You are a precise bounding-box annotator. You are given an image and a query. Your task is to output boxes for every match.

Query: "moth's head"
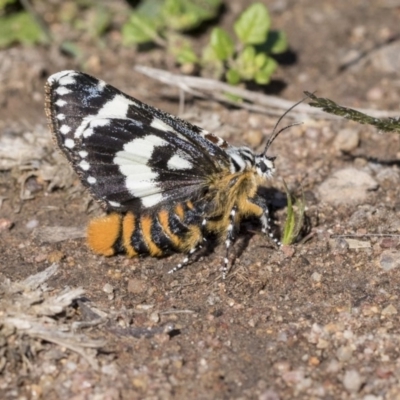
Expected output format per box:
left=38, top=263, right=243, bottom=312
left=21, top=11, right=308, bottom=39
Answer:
left=255, top=154, right=276, bottom=179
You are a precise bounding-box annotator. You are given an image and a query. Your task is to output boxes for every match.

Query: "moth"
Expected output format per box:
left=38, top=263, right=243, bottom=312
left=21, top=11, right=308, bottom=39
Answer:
left=45, top=70, right=283, bottom=277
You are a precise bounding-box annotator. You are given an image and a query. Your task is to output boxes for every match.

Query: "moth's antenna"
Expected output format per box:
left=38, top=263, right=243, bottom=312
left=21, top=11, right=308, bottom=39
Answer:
left=264, top=96, right=308, bottom=154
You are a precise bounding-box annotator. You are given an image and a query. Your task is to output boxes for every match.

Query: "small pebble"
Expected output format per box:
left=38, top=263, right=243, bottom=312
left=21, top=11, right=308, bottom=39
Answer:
left=282, top=369, right=304, bottom=385
left=326, top=359, right=341, bottom=373
left=316, top=339, right=329, bottom=349
left=337, top=346, right=353, bottom=362
left=149, top=312, right=160, bottom=323
left=311, top=272, right=321, bottom=282
left=379, top=250, right=400, bottom=271
left=0, top=218, right=13, bottom=231
left=371, top=41, right=400, bottom=73
left=26, top=219, right=39, bottom=229
left=127, top=278, right=146, bottom=294
left=363, top=395, right=380, bottom=400
left=273, top=360, right=291, bottom=374
left=366, top=87, right=383, bottom=101
left=318, top=168, right=378, bottom=205
left=258, top=389, right=280, bottom=400
left=47, top=250, right=64, bottom=263
left=102, top=283, right=114, bottom=294
left=381, top=304, right=397, bottom=316
left=308, top=356, right=320, bottom=366
left=343, top=369, right=363, bottom=393
left=333, top=128, right=359, bottom=152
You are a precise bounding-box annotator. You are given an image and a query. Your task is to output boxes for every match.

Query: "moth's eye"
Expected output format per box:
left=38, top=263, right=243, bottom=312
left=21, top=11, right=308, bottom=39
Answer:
left=259, top=161, right=267, bottom=173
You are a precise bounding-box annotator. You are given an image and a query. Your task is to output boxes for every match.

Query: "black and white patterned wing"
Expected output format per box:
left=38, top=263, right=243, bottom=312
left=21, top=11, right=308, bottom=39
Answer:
left=45, top=71, right=231, bottom=212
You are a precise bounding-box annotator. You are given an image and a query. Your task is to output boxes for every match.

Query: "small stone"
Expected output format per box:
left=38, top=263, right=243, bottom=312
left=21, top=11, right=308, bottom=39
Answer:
left=375, top=167, right=399, bottom=184
left=381, top=304, right=397, bottom=316
left=316, top=339, right=329, bottom=349
left=308, top=356, right=320, bottom=366
left=371, top=41, right=400, bottom=73
left=277, top=331, right=287, bottom=342
left=34, top=253, right=47, bottom=263
left=30, top=384, right=42, bottom=400
left=337, top=346, right=353, bottom=362
left=259, top=389, right=280, bottom=400
left=379, top=250, right=400, bottom=271
left=127, top=278, right=146, bottom=294
left=47, top=250, right=64, bottom=263
left=343, top=369, right=363, bottom=393
left=149, top=312, right=160, bottom=323
left=311, top=272, right=321, bottom=282
left=333, top=128, right=359, bottom=152
left=248, top=318, right=256, bottom=328
left=132, top=376, right=148, bottom=390
left=318, top=168, right=378, bottom=205
left=366, top=87, right=384, bottom=101
left=363, top=395, right=380, bottom=400
left=345, top=239, right=371, bottom=249
left=281, top=244, right=295, bottom=258
left=282, top=369, right=304, bottom=385
left=0, top=218, right=13, bottom=231
left=102, top=283, right=114, bottom=294
left=273, top=360, right=291, bottom=374
left=26, top=219, right=39, bottom=229
left=326, top=359, right=341, bottom=373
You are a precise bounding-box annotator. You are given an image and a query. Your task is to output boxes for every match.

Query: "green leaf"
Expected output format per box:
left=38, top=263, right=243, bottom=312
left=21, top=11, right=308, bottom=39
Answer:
left=60, top=41, right=83, bottom=58
left=265, top=30, right=288, bottom=54
left=239, top=45, right=256, bottom=64
left=136, top=0, right=164, bottom=21
left=223, top=91, right=243, bottom=102
left=234, top=3, right=270, bottom=45
left=167, top=33, right=198, bottom=64
left=226, top=68, right=241, bottom=85
left=210, top=27, right=234, bottom=60
left=0, top=11, right=44, bottom=48
left=163, top=0, right=222, bottom=31
left=201, top=44, right=225, bottom=79
left=254, top=57, right=277, bottom=84
left=254, top=52, right=267, bottom=68
left=175, top=47, right=198, bottom=64
left=122, top=13, right=159, bottom=45
left=281, top=180, right=305, bottom=245
left=87, top=5, right=112, bottom=38
left=234, top=45, right=256, bottom=80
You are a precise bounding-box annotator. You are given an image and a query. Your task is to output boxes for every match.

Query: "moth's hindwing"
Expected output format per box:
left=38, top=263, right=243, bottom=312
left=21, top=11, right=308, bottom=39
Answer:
left=45, top=70, right=231, bottom=213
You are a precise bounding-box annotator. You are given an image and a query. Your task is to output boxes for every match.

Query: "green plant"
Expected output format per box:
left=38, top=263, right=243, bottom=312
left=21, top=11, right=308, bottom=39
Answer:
left=0, top=0, right=45, bottom=48
left=0, top=11, right=44, bottom=47
left=204, top=3, right=287, bottom=85
left=122, top=1, right=287, bottom=85
left=305, top=91, right=400, bottom=134
left=281, top=181, right=305, bottom=246
left=122, top=0, right=222, bottom=46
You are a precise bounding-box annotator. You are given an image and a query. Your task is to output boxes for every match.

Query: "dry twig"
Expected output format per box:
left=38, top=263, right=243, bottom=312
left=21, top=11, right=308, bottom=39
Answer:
left=135, top=65, right=399, bottom=120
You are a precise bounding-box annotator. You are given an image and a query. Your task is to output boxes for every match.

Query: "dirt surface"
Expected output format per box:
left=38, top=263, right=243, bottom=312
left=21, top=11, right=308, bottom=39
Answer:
left=2, top=1, right=400, bottom=399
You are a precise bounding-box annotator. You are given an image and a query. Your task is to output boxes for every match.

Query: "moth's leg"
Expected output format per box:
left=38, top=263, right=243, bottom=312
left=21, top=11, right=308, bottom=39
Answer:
left=251, top=195, right=281, bottom=246
left=168, top=244, right=202, bottom=274
left=223, top=206, right=238, bottom=279
left=168, top=205, right=205, bottom=275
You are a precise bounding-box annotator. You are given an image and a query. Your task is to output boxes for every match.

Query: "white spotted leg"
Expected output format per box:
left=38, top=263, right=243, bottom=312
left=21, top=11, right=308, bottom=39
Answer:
left=223, top=206, right=237, bottom=279
left=260, top=206, right=281, bottom=247
left=168, top=246, right=200, bottom=275
left=167, top=217, right=208, bottom=275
